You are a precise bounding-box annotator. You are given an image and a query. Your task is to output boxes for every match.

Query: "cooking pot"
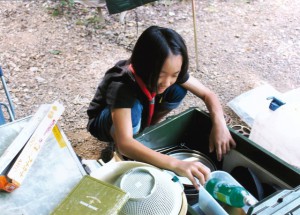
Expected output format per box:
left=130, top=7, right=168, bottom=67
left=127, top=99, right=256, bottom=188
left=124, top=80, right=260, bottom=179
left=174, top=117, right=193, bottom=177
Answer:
left=167, top=149, right=217, bottom=172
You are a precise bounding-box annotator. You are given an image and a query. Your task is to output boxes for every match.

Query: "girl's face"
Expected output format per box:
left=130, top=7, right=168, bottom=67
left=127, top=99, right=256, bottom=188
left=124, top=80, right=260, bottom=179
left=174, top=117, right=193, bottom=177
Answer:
left=157, top=54, right=183, bottom=94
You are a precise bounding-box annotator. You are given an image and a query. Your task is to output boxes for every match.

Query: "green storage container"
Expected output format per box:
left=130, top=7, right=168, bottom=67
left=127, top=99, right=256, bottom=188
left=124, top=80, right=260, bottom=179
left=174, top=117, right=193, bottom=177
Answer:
left=134, top=107, right=300, bottom=214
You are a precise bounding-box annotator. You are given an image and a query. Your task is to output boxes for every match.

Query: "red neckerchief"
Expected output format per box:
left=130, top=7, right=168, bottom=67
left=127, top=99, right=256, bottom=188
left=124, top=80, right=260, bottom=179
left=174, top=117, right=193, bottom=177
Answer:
left=129, top=64, right=156, bottom=126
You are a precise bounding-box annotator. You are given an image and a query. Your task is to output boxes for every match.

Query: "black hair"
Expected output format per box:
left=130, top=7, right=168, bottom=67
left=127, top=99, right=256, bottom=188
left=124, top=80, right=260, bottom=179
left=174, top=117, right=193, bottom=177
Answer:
left=130, top=26, right=189, bottom=92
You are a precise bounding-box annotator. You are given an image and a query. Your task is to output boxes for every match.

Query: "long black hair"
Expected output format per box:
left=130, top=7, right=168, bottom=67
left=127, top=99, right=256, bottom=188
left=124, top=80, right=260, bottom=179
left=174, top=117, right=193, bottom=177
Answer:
left=130, top=26, right=189, bottom=92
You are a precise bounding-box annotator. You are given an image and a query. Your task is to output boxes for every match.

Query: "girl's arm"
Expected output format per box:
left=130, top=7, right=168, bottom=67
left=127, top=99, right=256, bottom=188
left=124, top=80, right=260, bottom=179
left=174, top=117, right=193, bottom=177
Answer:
left=111, top=107, right=210, bottom=190
left=181, top=75, right=236, bottom=161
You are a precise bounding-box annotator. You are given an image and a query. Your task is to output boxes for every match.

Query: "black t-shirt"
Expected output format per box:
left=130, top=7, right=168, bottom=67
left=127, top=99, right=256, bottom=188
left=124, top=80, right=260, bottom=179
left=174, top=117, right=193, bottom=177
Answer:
left=87, top=60, right=189, bottom=129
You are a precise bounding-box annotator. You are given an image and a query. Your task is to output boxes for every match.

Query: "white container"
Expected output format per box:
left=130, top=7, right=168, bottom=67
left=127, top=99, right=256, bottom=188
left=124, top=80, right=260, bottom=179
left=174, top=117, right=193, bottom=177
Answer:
left=198, top=183, right=228, bottom=215
left=198, top=171, right=258, bottom=215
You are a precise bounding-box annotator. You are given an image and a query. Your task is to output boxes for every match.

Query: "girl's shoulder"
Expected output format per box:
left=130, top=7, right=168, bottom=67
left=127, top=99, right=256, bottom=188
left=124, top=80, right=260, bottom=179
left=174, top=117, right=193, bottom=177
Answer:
left=105, top=60, right=133, bottom=80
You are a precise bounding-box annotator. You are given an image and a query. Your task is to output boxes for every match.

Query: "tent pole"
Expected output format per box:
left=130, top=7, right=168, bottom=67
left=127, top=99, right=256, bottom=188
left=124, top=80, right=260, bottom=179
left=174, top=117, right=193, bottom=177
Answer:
left=192, top=0, right=199, bottom=71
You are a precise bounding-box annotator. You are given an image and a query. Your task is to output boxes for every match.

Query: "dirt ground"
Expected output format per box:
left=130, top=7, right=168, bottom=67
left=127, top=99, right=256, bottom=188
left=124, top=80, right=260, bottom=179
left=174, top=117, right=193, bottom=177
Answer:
left=0, top=0, right=299, bottom=160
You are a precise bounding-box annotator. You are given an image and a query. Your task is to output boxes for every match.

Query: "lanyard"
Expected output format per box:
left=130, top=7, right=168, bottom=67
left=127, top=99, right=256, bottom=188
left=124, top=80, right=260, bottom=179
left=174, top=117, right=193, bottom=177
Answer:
left=128, top=64, right=156, bottom=126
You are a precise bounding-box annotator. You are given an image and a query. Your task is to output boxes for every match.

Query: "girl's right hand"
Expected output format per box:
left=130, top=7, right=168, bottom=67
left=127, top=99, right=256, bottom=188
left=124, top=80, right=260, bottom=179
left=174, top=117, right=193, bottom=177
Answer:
left=172, top=159, right=211, bottom=190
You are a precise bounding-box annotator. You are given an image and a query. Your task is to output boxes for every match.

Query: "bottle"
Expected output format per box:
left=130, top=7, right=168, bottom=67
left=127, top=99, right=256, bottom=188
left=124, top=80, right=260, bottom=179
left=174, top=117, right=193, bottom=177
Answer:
left=205, top=177, right=257, bottom=208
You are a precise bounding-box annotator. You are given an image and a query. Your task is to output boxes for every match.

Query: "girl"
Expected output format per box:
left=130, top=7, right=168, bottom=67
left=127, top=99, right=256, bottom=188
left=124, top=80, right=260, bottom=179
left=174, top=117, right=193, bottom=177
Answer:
left=87, top=26, right=236, bottom=189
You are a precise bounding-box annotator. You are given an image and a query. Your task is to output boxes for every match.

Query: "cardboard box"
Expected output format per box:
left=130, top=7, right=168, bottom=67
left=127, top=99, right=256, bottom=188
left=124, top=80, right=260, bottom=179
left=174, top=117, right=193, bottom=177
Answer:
left=0, top=115, right=85, bottom=215
left=0, top=101, right=64, bottom=192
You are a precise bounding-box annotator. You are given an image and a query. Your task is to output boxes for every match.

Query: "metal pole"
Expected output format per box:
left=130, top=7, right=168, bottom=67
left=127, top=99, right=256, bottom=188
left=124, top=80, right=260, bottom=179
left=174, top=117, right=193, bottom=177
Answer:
left=0, top=67, right=15, bottom=121
left=192, top=0, right=199, bottom=71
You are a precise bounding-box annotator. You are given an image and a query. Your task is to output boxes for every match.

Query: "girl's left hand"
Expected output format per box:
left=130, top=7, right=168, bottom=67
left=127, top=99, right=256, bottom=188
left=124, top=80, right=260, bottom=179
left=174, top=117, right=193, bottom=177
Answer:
left=209, top=124, right=236, bottom=161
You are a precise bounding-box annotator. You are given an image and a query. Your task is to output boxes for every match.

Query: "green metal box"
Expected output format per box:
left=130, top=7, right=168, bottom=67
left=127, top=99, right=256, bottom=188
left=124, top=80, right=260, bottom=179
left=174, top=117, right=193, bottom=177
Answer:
left=135, top=107, right=300, bottom=213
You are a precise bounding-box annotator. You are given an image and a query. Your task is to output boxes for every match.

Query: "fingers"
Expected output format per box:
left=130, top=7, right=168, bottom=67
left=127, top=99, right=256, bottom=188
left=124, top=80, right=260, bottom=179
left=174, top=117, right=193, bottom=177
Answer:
left=188, top=162, right=211, bottom=190
left=223, top=140, right=233, bottom=155
left=196, top=163, right=211, bottom=182
left=230, top=137, right=237, bottom=148
left=187, top=173, right=200, bottom=190
left=174, top=160, right=211, bottom=191
left=217, top=141, right=234, bottom=161
left=209, top=133, right=226, bottom=161
left=216, top=149, right=222, bottom=161
left=209, top=139, right=215, bottom=153
left=211, top=132, right=236, bottom=161
left=215, top=142, right=223, bottom=161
